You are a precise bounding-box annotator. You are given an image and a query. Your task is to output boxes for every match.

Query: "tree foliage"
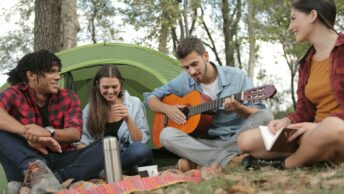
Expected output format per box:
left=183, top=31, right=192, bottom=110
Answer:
left=0, top=0, right=34, bottom=69
left=78, top=0, right=119, bottom=44
left=118, top=0, right=181, bottom=53
left=1, top=0, right=344, bottom=113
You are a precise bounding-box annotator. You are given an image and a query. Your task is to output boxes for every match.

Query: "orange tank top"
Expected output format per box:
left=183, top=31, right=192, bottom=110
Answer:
left=305, top=57, right=341, bottom=122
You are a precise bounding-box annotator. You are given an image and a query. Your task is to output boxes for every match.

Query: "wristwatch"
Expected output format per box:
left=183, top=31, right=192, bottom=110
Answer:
left=45, top=126, right=56, bottom=137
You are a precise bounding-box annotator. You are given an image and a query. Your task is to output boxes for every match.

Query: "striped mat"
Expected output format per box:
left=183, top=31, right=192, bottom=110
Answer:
left=56, top=170, right=202, bottom=194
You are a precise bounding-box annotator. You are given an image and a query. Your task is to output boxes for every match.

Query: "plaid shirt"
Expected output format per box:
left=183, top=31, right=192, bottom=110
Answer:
left=287, top=32, right=344, bottom=123
left=0, top=82, right=82, bottom=151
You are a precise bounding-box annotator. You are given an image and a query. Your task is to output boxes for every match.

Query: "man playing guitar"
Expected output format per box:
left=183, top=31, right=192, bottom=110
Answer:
left=144, top=37, right=273, bottom=171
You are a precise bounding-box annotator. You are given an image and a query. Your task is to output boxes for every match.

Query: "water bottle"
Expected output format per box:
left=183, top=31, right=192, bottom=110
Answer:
left=103, top=137, right=122, bottom=183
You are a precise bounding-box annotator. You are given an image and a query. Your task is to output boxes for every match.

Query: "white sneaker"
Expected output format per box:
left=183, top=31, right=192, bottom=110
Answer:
left=6, top=181, right=22, bottom=194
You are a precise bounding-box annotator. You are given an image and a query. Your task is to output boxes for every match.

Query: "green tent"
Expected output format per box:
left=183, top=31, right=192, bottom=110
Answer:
left=56, top=43, right=182, bottom=106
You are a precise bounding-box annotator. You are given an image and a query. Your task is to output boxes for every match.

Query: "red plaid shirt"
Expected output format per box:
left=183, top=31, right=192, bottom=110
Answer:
left=287, top=32, right=344, bottom=123
left=0, top=83, right=82, bottom=151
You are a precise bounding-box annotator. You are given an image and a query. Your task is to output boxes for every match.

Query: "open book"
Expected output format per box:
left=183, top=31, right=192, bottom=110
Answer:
left=259, top=126, right=300, bottom=153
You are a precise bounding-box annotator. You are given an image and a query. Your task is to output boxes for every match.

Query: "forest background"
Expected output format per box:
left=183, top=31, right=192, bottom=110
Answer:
left=0, top=0, right=344, bottom=117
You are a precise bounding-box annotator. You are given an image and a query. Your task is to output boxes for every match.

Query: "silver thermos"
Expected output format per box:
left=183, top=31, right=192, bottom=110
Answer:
left=103, top=137, right=122, bottom=183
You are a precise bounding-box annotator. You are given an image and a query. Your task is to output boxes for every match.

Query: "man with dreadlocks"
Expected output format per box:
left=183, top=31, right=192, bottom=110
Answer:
left=0, top=50, right=105, bottom=193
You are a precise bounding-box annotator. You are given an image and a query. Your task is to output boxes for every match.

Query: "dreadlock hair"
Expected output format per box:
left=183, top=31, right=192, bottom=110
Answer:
left=6, top=49, right=62, bottom=85
left=87, top=64, right=124, bottom=137
left=176, top=36, right=206, bottom=59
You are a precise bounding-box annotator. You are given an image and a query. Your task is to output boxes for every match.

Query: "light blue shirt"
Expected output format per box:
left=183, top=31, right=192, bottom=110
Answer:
left=144, top=63, right=266, bottom=140
left=81, top=90, right=150, bottom=150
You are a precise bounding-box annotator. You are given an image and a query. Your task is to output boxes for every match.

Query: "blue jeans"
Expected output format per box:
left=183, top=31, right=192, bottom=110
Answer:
left=0, top=131, right=105, bottom=183
left=120, top=142, right=153, bottom=170
left=0, top=131, right=153, bottom=183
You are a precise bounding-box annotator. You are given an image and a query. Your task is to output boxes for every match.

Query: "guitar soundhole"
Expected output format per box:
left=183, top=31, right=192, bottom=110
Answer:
left=181, top=107, right=189, bottom=118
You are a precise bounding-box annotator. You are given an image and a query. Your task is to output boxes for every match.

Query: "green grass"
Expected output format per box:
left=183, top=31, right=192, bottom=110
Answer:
left=0, top=164, right=7, bottom=193
left=135, top=158, right=344, bottom=194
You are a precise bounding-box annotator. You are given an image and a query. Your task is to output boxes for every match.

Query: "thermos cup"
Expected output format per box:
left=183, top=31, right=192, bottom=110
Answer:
left=103, top=137, right=122, bottom=182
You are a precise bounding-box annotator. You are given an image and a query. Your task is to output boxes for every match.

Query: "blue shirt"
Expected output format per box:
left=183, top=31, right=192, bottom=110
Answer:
left=144, top=63, right=266, bottom=140
left=81, top=90, right=150, bottom=150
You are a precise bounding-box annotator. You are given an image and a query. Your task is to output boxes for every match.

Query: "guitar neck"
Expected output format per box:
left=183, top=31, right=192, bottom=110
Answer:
left=188, top=92, right=243, bottom=116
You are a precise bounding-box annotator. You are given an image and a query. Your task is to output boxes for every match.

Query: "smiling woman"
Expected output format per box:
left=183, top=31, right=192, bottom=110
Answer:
left=78, top=64, right=154, bottom=173
left=238, top=0, right=344, bottom=170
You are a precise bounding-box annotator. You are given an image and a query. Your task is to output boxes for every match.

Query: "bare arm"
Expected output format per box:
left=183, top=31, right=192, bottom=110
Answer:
left=147, top=96, right=186, bottom=125
left=0, top=108, right=62, bottom=154
left=54, top=127, right=81, bottom=143
left=0, top=108, right=26, bottom=136
left=223, top=96, right=259, bottom=118
left=25, top=124, right=81, bottom=144
left=233, top=104, right=260, bottom=118
left=147, top=96, right=170, bottom=113
left=125, top=117, right=142, bottom=142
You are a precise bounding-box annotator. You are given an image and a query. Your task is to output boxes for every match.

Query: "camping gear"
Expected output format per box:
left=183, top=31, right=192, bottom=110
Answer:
left=103, top=137, right=122, bottom=183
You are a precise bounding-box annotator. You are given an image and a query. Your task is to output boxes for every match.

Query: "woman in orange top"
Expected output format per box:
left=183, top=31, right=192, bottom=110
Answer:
left=237, top=0, right=344, bottom=169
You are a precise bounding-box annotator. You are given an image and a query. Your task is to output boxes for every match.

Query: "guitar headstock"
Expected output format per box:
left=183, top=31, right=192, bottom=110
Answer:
left=242, top=85, right=277, bottom=102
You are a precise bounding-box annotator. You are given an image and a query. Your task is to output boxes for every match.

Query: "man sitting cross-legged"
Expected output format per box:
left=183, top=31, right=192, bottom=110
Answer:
left=144, top=37, right=273, bottom=171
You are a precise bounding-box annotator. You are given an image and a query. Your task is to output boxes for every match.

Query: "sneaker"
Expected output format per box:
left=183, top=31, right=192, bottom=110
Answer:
left=176, top=158, right=198, bottom=172
left=23, top=160, right=62, bottom=193
left=6, top=181, right=22, bottom=194
left=241, top=155, right=285, bottom=170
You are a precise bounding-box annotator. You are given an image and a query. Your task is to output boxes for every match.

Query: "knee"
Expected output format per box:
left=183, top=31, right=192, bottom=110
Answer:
left=237, top=130, right=255, bottom=153
left=159, top=127, right=179, bottom=147
left=314, top=117, right=344, bottom=144
left=321, top=117, right=344, bottom=130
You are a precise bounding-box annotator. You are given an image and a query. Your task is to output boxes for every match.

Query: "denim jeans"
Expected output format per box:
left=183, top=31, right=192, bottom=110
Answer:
left=0, top=131, right=152, bottom=183
left=120, top=142, right=153, bottom=170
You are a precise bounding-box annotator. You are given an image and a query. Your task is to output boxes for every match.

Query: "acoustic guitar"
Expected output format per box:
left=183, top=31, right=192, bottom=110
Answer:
left=152, top=85, right=277, bottom=148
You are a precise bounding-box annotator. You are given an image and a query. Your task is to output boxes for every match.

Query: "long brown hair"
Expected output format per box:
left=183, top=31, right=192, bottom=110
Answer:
left=87, top=64, right=124, bottom=137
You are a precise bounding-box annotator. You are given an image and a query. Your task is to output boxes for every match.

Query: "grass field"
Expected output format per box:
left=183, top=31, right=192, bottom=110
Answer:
left=2, top=156, right=344, bottom=193
left=0, top=165, right=6, bottom=193
left=157, top=156, right=344, bottom=194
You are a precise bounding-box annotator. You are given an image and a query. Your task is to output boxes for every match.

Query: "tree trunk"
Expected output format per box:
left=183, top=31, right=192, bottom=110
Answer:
left=221, top=0, right=241, bottom=67
left=183, top=0, right=189, bottom=37
left=222, top=0, right=232, bottom=66
left=34, top=0, right=62, bottom=52
left=158, top=23, right=169, bottom=54
left=247, top=0, right=256, bottom=80
left=158, top=0, right=170, bottom=54
left=60, top=0, right=80, bottom=50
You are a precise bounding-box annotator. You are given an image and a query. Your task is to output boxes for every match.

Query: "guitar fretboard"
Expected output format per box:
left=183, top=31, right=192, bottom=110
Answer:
left=188, top=92, right=243, bottom=116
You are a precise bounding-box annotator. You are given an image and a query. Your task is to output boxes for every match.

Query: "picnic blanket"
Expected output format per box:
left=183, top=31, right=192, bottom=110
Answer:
left=56, top=169, right=203, bottom=194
